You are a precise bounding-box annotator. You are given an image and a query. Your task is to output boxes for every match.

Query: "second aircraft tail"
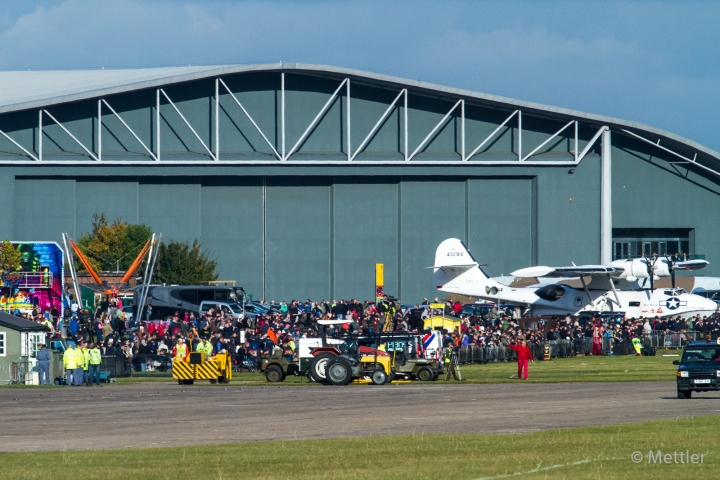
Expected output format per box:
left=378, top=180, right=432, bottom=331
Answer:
left=432, top=238, right=502, bottom=297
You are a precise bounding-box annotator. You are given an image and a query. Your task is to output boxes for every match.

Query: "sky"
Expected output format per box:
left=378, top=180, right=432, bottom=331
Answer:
left=1, top=0, right=719, bottom=151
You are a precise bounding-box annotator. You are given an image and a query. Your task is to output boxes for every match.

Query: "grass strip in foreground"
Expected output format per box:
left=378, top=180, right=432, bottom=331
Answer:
left=1, top=414, right=718, bottom=479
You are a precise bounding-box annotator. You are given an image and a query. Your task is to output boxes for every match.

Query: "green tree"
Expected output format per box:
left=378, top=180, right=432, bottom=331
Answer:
left=0, top=240, right=22, bottom=274
left=155, top=240, right=218, bottom=285
left=76, top=214, right=153, bottom=272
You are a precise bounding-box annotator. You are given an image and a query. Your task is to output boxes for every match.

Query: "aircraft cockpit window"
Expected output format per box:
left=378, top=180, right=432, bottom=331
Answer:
left=534, top=284, right=566, bottom=302
left=665, top=288, right=686, bottom=296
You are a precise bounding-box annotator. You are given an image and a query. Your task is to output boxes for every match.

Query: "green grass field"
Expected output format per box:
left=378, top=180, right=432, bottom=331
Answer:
left=111, top=351, right=679, bottom=386
left=455, top=351, right=679, bottom=383
left=1, top=415, right=717, bottom=480
left=0, top=352, right=680, bottom=388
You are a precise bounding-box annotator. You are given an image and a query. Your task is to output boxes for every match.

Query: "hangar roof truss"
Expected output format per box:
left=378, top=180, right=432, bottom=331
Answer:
left=0, top=63, right=716, bottom=179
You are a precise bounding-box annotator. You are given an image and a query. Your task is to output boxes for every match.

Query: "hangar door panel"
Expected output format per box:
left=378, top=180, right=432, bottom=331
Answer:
left=75, top=182, right=139, bottom=236
left=201, top=182, right=264, bottom=297
left=400, top=180, right=466, bottom=303
left=139, top=184, right=201, bottom=243
left=467, top=179, right=534, bottom=276
left=265, top=178, right=331, bottom=301
left=15, top=179, right=75, bottom=244
left=332, top=181, right=398, bottom=300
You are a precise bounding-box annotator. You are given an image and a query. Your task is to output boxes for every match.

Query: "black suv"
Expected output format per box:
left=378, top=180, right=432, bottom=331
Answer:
left=674, top=339, right=720, bottom=399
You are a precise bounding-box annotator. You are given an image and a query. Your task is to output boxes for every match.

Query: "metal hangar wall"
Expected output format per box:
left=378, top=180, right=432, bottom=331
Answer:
left=0, top=63, right=718, bottom=302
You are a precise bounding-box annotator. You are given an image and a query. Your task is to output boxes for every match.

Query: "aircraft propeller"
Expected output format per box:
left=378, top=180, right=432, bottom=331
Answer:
left=665, top=254, right=677, bottom=289
left=641, top=254, right=658, bottom=291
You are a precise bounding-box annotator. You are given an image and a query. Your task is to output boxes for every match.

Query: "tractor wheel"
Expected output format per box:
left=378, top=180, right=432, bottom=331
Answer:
left=309, top=353, right=336, bottom=383
left=325, top=357, right=353, bottom=386
left=219, top=372, right=231, bottom=384
left=182, top=380, right=194, bottom=385
left=677, top=389, right=691, bottom=399
left=416, top=366, right=434, bottom=382
left=177, top=380, right=184, bottom=385
left=265, top=365, right=285, bottom=383
left=209, top=379, right=217, bottom=384
left=371, top=369, right=387, bottom=385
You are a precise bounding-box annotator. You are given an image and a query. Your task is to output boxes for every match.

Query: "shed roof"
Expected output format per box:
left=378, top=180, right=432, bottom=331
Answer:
left=0, top=312, right=49, bottom=332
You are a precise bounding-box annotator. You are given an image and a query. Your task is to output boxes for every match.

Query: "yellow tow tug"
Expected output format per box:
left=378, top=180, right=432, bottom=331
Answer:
left=173, top=351, right=232, bottom=385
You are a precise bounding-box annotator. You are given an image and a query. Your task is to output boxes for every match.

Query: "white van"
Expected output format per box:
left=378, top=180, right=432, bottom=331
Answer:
left=199, top=301, right=245, bottom=319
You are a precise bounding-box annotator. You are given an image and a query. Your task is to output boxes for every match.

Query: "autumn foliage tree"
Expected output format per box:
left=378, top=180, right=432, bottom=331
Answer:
left=77, top=214, right=218, bottom=284
left=155, top=240, right=218, bottom=285
left=0, top=240, right=22, bottom=275
left=77, top=214, right=153, bottom=272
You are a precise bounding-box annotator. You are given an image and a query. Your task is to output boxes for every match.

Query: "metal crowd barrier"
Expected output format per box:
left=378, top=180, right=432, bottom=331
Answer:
left=130, top=354, right=174, bottom=373
left=456, top=345, right=512, bottom=363
left=600, top=337, right=640, bottom=356
left=101, top=355, right=132, bottom=377
left=233, top=354, right=258, bottom=372
left=454, top=332, right=720, bottom=364
left=456, top=338, right=618, bottom=364
left=645, top=331, right=708, bottom=349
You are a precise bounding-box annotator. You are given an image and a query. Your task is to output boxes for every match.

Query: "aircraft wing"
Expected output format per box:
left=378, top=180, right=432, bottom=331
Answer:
left=511, top=265, right=624, bottom=278
left=675, top=259, right=709, bottom=270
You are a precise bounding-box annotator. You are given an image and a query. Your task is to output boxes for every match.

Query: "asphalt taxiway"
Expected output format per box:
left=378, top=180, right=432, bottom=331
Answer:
left=1, top=381, right=717, bottom=451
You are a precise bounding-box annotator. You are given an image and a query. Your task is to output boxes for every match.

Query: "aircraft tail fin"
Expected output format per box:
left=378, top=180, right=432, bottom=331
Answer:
left=432, top=238, right=495, bottom=295
left=432, top=238, right=479, bottom=270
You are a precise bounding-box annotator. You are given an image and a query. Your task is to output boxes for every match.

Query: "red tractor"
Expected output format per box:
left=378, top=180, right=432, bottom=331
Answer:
left=307, top=320, right=393, bottom=385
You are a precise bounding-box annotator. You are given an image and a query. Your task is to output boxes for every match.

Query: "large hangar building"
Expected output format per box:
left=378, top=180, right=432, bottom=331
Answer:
left=0, top=63, right=718, bottom=302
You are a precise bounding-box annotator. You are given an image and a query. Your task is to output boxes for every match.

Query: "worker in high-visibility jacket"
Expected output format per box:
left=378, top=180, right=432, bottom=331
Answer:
left=81, top=341, right=91, bottom=386
left=88, top=343, right=102, bottom=386
left=632, top=337, right=642, bottom=356
left=63, top=344, right=77, bottom=386
left=174, top=339, right=188, bottom=359
left=443, top=346, right=452, bottom=366
left=41, top=317, right=53, bottom=335
left=73, top=342, right=85, bottom=386
left=195, top=338, right=213, bottom=356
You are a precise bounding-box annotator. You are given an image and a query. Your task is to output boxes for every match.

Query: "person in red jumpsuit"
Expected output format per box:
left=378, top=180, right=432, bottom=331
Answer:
left=509, top=338, right=533, bottom=380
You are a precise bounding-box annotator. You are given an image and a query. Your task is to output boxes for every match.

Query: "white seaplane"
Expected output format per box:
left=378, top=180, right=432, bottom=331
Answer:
left=432, top=238, right=717, bottom=318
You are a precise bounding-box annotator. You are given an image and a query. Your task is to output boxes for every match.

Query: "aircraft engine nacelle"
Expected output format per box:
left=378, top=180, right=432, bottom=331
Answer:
left=621, top=258, right=670, bottom=278
left=624, top=258, right=650, bottom=278
left=653, top=259, right=670, bottom=277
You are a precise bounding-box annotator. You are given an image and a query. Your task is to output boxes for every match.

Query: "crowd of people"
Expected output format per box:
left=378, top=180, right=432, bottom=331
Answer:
left=11, top=290, right=720, bottom=384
